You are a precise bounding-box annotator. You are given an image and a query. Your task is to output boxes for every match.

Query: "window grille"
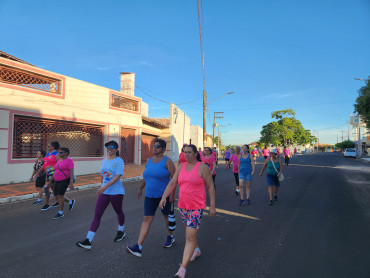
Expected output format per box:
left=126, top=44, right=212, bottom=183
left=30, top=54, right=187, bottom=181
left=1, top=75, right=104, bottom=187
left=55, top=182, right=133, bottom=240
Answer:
left=120, top=128, right=136, bottom=164
left=13, top=116, right=104, bottom=158
left=111, top=94, right=139, bottom=112
left=0, top=65, right=62, bottom=95
left=141, top=134, right=157, bottom=165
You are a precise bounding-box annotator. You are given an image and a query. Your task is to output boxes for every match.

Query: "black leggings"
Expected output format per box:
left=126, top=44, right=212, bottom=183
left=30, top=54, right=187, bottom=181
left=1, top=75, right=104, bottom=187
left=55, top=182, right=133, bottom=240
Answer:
left=285, top=156, right=289, bottom=166
left=233, top=172, right=239, bottom=186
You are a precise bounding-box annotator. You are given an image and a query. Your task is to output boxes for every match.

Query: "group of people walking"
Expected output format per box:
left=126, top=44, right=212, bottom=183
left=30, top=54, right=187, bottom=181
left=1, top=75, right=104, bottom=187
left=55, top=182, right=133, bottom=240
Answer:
left=69, top=140, right=215, bottom=278
left=30, top=141, right=75, bottom=219
left=30, top=138, right=294, bottom=277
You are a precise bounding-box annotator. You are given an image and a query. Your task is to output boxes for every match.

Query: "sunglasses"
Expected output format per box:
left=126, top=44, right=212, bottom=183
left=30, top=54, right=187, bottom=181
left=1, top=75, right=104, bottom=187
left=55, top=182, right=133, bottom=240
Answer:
left=106, top=146, right=116, bottom=149
left=59, top=151, right=65, bottom=154
left=153, top=145, right=162, bottom=149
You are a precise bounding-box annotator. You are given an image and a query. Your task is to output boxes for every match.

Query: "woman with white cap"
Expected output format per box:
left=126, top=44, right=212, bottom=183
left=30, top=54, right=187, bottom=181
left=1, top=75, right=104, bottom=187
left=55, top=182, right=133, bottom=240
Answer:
left=259, top=149, right=284, bottom=205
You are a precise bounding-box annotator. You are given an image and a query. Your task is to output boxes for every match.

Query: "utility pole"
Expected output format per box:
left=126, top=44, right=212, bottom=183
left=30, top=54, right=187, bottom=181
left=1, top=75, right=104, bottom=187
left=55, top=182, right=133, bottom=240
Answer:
left=340, top=130, right=346, bottom=142
left=347, top=123, right=350, bottom=140
left=313, top=129, right=315, bottom=152
left=213, top=112, right=223, bottom=147
left=218, top=124, right=220, bottom=153
left=203, top=90, right=207, bottom=147
left=317, top=130, right=319, bottom=152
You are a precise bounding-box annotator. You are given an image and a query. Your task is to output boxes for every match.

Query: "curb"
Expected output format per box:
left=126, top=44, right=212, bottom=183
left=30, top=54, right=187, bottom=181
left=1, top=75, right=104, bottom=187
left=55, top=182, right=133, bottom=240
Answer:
left=0, top=176, right=143, bottom=205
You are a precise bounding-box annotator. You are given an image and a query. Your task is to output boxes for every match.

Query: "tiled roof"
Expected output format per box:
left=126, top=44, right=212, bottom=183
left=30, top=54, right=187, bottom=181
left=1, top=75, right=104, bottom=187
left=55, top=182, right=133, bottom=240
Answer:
left=0, top=50, right=34, bottom=66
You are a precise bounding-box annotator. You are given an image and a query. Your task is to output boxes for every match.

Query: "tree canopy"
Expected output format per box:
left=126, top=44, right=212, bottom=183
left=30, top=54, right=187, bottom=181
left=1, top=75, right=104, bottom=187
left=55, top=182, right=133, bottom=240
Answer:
left=335, top=140, right=355, bottom=150
left=354, top=77, right=370, bottom=128
left=259, top=109, right=315, bottom=147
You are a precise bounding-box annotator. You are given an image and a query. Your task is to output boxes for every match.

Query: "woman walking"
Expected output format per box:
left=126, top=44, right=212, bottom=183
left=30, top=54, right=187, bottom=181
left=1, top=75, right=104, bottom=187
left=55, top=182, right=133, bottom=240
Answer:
left=76, top=140, right=126, bottom=249
left=251, top=147, right=259, bottom=164
left=283, top=146, right=292, bottom=166
left=46, top=148, right=75, bottom=219
left=259, top=149, right=284, bottom=205
left=31, top=150, right=46, bottom=205
left=202, top=147, right=216, bottom=189
left=178, top=144, right=188, bottom=165
left=238, top=145, right=255, bottom=206
left=262, top=146, right=270, bottom=160
left=229, top=146, right=241, bottom=195
left=126, top=139, right=176, bottom=257
left=159, top=144, right=216, bottom=278
left=223, top=146, right=231, bottom=170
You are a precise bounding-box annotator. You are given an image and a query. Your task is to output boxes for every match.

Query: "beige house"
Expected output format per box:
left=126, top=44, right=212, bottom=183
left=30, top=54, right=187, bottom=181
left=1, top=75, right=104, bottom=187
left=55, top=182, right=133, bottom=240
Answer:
left=0, top=51, right=172, bottom=184
left=0, top=51, right=204, bottom=184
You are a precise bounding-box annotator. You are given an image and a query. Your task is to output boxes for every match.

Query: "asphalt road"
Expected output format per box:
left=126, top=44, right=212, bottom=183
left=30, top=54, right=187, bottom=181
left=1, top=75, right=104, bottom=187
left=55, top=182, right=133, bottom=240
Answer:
left=1, top=153, right=370, bottom=278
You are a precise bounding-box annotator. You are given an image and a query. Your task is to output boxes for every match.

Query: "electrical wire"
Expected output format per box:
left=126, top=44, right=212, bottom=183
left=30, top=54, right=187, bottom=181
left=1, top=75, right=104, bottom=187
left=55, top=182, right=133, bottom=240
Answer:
left=135, top=85, right=203, bottom=105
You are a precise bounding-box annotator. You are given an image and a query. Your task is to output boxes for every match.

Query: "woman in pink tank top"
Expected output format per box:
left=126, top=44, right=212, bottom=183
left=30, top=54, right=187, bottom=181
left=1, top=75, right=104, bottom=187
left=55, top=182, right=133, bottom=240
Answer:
left=160, top=144, right=216, bottom=278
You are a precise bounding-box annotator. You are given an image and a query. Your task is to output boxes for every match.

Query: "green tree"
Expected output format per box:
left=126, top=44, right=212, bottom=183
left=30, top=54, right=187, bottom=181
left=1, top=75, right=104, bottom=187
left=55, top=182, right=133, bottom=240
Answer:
left=354, top=77, right=370, bottom=128
left=260, top=109, right=315, bottom=146
left=335, top=140, right=355, bottom=150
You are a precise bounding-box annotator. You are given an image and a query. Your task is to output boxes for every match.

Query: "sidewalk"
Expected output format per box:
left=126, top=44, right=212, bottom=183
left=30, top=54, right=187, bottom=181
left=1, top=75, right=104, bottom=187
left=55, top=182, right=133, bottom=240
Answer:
left=0, top=165, right=144, bottom=204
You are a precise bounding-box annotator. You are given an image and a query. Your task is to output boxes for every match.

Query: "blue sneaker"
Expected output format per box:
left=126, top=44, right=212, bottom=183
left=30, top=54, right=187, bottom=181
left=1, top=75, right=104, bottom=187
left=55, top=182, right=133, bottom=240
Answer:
left=246, top=199, right=250, bottom=205
left=163, top=235, right=175, bottom=248
left=126, top=244, right=142, bottom=257
left=239, top=200, right=246, bottom=206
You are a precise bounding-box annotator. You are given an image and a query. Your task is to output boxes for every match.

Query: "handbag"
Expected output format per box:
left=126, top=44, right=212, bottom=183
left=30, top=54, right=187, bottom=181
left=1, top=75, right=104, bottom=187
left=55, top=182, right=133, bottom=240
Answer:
left=270, top=158, right=284, bottom=182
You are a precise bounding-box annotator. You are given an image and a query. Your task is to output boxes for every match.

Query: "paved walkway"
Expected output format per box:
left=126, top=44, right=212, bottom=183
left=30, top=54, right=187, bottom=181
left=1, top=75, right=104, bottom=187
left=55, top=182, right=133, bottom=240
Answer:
left=0, top=165, right=144, bottom=202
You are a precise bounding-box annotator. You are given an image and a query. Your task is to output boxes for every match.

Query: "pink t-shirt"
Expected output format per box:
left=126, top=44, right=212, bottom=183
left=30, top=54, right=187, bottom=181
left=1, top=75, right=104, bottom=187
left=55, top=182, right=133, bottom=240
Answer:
left=251, top=150, right=258, bottom=156
left=283, top=149, right=291, bottom=157
left=178, top=152, right=186, bottom=164
left=53, top=158, right=74, bottom=181
left=202, top=155, right=216, bottom=175
left=230, top=154, right=240, bottom=173
left=178, top=162, right=206, bottom=210
left=263, top=149, right=270, bottom=156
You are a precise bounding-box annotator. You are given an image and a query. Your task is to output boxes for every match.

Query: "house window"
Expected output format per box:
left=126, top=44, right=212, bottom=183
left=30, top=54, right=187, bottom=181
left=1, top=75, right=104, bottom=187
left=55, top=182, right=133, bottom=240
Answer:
left=13, top=116, right=104, bottom=158
left=0, top=64, right=62, bottom=95
left=111, top=94, right=139, bottom=112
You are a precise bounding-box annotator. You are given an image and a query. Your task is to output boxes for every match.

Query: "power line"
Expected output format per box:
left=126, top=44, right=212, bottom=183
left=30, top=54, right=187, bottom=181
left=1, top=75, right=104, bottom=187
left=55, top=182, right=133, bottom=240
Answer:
left=135, top=85, right=203, bottom=105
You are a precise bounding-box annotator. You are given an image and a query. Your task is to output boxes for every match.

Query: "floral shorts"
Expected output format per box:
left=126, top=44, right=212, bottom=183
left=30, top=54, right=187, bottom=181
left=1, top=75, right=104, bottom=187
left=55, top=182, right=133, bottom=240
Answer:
left=179, top=208, right=203, bottom=229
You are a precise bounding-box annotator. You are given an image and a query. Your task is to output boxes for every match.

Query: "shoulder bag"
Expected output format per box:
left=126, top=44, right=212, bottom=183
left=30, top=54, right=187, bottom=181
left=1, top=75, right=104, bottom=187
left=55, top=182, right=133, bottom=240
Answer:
left=270, top=158, right=284, bottom=182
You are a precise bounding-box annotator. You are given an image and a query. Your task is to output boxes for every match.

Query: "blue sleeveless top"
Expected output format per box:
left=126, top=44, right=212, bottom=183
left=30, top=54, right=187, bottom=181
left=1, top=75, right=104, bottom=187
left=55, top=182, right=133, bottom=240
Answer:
left=143, top=156, right=170, bottom=198
left=239, top=154, right=252, bottom=173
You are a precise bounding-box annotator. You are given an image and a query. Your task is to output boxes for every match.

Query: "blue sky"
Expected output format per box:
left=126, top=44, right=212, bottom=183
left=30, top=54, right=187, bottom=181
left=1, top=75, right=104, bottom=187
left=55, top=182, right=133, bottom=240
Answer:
left=1, top=0, right=370, bottom=145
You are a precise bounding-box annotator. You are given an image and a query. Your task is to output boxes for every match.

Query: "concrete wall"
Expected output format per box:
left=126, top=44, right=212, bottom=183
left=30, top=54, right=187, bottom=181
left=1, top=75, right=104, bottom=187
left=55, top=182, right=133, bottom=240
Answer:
left=190, top=125, right=203, bottom=149
left=0, top=57, right=145, bottom=184
left=169, top=103, right=191, bottom=162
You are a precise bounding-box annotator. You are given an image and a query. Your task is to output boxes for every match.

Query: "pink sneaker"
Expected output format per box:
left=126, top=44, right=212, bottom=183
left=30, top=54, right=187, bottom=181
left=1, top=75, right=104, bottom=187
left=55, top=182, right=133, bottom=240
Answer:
left=175, top=265, right=186, bottom=278
left=190, top=249, right=201, bottom=262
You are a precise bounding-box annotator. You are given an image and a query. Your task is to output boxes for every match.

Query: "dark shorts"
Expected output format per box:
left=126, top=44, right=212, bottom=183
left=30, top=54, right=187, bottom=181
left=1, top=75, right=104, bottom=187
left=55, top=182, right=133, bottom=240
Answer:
left=266, top=174, right=280, bottom=187
left=264, top=156, right=268, bottom=160
left=35, top=175, right=46, bottom=188
left=225, top=158, right=230, bottom=161
left=144, top=196, right=171, bottom=216
left=54, top=178, right=70, bottom=196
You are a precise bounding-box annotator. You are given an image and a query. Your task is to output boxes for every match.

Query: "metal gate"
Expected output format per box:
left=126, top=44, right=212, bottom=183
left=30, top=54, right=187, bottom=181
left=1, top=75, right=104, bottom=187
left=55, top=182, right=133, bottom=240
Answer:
left=141, top=134, right=157, bottom=165
left=120, top=128, right=136, bottom=164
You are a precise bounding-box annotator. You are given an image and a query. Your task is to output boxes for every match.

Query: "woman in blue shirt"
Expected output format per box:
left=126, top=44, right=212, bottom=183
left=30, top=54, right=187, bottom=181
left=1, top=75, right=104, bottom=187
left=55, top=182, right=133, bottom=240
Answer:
left=76, top=140, right=126, bottom=249
left=126, top=138, right=176, bottom=257
left=238, top=144, right=255, bottom=206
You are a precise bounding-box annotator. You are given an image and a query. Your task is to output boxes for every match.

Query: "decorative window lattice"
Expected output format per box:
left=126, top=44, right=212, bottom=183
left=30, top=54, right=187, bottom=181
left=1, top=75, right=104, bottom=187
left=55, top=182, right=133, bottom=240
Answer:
left=141, top=134, right=157, bottom=165
left=120, top=128, right=136, bottom=164
left=111, top=94, right=139, bottom=112
left=13, top=116, right=104, bottom=158
left=0, top=64, right=61, bottom=95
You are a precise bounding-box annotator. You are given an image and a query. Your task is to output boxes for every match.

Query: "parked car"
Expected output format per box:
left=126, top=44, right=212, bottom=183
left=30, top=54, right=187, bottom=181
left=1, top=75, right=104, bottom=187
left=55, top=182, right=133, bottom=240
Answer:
left=343, top=148, right=356, bottom=158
